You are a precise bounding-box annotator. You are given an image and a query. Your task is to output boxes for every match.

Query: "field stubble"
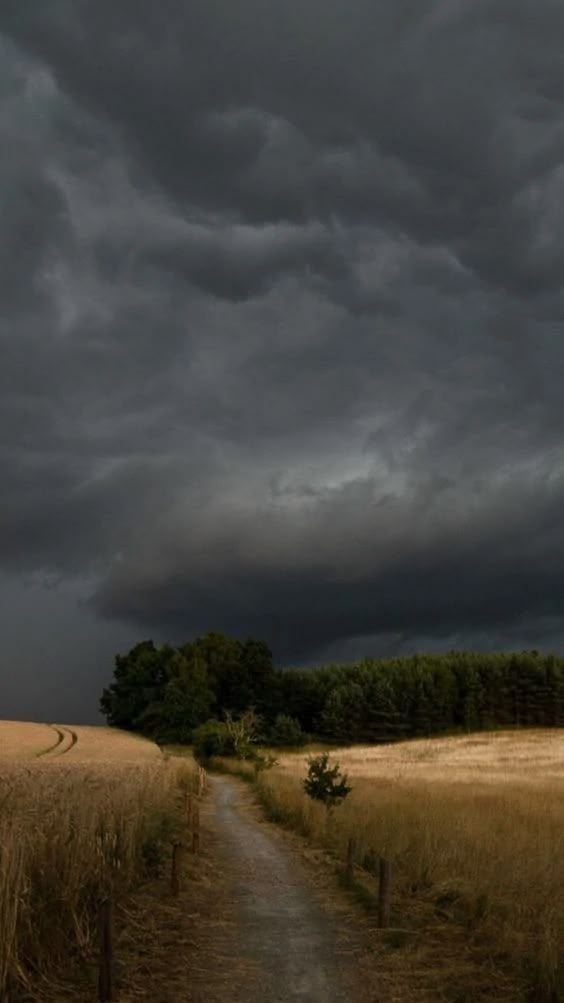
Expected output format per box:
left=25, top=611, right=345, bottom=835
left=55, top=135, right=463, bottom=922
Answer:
left=243, top=730, right=564, bottom=1001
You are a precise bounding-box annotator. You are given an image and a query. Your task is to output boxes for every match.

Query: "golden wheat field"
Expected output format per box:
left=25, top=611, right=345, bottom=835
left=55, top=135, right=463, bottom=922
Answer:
left=0, top=720, right=196, bottom=1000
left=250, top=730, right=564, bottom=1000
left=281, top=728, right=564, bottom=785
left=0, top=720, right=63, bottom=760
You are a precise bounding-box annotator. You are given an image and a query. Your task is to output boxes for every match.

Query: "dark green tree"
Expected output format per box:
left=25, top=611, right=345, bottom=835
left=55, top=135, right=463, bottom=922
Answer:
left=148, top=649, right=214, bottom=743
left=100, top=641, right=174, bottom=729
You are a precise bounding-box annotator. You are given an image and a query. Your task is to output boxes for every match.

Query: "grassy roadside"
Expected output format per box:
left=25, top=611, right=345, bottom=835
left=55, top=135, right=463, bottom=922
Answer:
left=208, top=734, right=564, bottom=1003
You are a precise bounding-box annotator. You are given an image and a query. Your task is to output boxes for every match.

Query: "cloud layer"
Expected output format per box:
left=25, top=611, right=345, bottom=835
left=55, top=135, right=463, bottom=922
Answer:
left=2, top=2, right=564, bottom=703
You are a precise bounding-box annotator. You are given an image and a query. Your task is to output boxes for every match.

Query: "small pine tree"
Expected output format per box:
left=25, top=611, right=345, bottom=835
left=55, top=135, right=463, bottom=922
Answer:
left=303, top=753, right=352, bottom=822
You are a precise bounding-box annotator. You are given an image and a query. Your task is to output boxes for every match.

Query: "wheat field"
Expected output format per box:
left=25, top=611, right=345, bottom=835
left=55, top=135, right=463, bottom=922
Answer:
left=0, top=720, right=63, bottom=760
left=246, top=730, right=564, bottom=1001
left=0, top=721, right=195, bottom=1000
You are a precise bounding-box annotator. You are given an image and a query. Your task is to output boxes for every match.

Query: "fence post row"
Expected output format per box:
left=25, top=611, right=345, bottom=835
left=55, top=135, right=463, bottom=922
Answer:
left=94, top=766, right=207, bottom=998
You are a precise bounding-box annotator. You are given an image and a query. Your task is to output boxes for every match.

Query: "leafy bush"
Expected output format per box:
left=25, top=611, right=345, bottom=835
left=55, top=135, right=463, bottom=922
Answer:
left=268, top=714, right=306, bottom=746
left=192, top=719, right=235, bottom=760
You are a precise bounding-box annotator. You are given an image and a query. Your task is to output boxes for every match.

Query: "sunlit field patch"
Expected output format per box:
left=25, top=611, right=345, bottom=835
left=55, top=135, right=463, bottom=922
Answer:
left=244, top=730, right=564, bottom=1000
left=0, top=720, right=62, bottom=759
left=62, top=724, right=163, bottom=762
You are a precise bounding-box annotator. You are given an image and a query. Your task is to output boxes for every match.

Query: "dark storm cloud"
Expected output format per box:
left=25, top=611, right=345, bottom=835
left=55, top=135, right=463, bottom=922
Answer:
left=1, top=1, right=564, bottom=710
left=6, top=0, right=564, bottom=289
left=93, top=459, right=564, bottom=660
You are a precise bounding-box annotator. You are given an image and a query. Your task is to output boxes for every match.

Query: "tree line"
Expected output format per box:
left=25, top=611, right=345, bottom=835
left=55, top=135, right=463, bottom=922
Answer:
left=100, top=632, right=564, bottom=747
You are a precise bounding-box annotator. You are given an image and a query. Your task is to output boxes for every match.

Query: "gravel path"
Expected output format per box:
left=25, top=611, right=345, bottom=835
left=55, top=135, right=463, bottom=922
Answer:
left=210, top=775, right=359, bottom=1002
left=76, top=772, right=385, bottom=1003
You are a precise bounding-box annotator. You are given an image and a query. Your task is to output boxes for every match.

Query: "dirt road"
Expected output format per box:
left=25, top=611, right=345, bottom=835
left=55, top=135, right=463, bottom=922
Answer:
left=189, top=774, right=386, bottom=1003
left=112, top=774, right=387, bottom=1003
left=211, top=775, right=349, bottom=1001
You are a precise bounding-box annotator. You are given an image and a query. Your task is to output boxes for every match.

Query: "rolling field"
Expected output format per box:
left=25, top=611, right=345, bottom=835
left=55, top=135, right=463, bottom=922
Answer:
left=0, top=720, right=65, bottom=759
left=244, top=730, right=564, bottom=1001
left=6, top=722, right=564, bottom=999
left=0, top=720, right=195, bottom=1000
left=0, top=720, right=164, bottom=764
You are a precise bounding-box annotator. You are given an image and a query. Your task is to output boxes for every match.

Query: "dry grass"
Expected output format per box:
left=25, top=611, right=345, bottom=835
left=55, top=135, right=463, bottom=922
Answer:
left=297, top=729, right=564, bottom=786
left=0, top=721, right=62, bottom=760
left=60, top=725, right=164, bottom=763
left=230, top=730, right=564, bottom=1000
left=0, top=721, right=198, bottom=999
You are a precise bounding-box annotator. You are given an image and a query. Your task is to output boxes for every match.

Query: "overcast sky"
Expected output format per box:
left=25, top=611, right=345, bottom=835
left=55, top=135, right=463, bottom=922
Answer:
left=2, top=2, right=564, bottom=723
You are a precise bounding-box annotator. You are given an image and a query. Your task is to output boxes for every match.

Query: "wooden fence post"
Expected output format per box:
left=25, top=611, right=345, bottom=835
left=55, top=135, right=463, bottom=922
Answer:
left=97, top=897, right=114, bottom=1002
left=378, top=857, right=391, bottom=928
left=185, top=791, right=193, bottom=828
left=171, top=841, right=181, bottom=896
left=191, top=800, right=200, bottom=854
left=345, top=836, right=356, bottom=886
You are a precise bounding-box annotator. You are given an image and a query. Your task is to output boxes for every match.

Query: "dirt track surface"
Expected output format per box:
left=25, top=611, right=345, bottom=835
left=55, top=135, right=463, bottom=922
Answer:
left=211, top=775, right=349, bottom=1002
left=102, top=774, right=388, bottom=1003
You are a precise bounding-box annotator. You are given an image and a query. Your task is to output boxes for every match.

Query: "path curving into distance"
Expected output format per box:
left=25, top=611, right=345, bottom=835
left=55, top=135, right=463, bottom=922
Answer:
left=204, top=776, right=381, bottom=1003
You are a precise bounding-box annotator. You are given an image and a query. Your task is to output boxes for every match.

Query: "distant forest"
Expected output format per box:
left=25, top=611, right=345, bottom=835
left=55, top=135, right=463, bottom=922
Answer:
left=99, top=633, right=564, bottom=747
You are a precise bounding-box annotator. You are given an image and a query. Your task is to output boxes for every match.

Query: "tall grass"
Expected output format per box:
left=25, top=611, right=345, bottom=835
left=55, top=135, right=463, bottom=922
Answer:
left=0, top=753, right=196, bottom=998
left=221, top=731, right=564, bottom=1000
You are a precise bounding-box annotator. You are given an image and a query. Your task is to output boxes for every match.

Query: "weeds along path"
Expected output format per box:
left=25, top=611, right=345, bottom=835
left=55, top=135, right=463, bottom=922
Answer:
left=205, top=775, right=381, bottom=1003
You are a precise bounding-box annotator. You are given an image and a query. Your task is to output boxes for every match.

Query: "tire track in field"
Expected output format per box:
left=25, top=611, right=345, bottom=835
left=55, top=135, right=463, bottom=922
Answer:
left=64, top=727, right=78, bottom=750
left=36, top=726, right=65, bottom=757
left=40, top=725, right=78, bottom=758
